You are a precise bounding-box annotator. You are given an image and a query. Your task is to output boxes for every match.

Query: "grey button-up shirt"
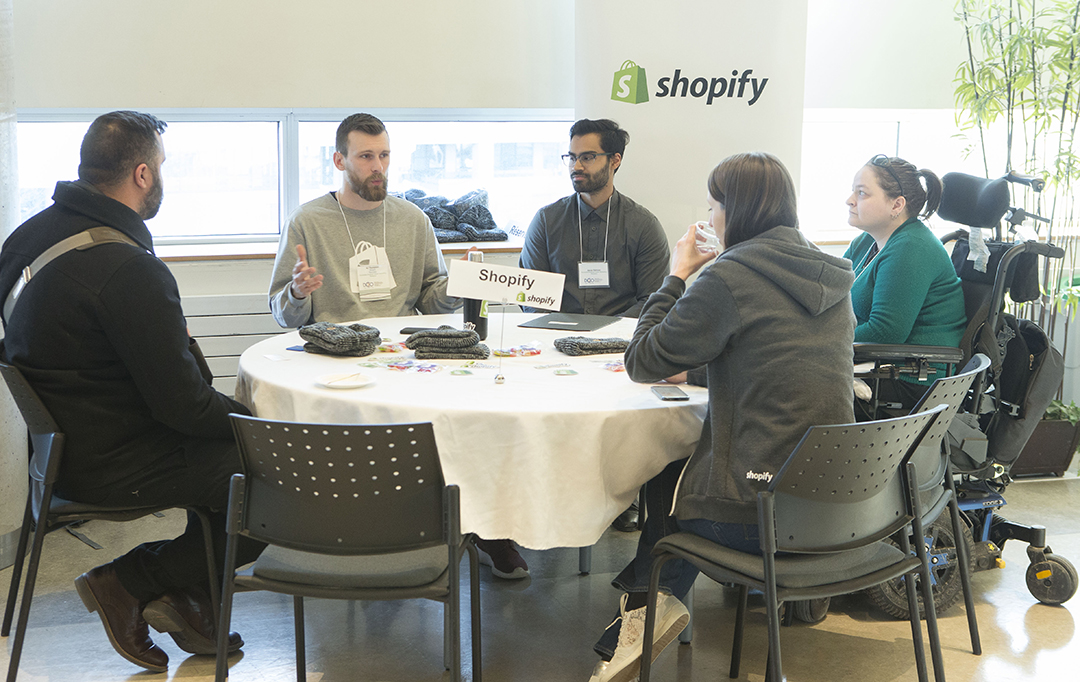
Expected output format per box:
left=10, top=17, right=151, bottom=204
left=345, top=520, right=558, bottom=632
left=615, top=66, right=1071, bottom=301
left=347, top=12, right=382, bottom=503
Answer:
left=519, top=190, right=670, bottom=317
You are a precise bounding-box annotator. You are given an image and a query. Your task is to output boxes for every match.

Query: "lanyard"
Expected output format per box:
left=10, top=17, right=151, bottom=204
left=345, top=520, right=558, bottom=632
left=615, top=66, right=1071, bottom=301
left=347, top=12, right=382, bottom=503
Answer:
left=577, top=193, right=612, bottom=264
left=336, top=192, right=387, bottom=254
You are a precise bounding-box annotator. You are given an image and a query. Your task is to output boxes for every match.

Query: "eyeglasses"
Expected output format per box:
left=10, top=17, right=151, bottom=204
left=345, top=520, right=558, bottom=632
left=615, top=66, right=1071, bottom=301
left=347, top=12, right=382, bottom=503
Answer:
left=561, top=152, right=614, bottom=167
left=869, top=154, right=905, bottom=196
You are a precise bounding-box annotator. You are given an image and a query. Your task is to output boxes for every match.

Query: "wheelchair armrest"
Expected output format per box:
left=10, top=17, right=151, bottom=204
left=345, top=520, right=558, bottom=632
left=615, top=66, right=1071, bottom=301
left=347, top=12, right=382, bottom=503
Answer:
left=853, top=343, right=964, bottom=365
left=854, top=344, right=964, bottom=382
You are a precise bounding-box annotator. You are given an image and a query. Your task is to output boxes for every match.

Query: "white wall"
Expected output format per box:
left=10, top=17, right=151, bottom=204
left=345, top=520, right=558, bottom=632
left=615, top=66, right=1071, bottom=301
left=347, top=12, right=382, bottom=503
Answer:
left=804, top=0, right=965, bottom=109
left=1, top=0, right=28, bottom=571
left=13, top=0, right=575, bottom=109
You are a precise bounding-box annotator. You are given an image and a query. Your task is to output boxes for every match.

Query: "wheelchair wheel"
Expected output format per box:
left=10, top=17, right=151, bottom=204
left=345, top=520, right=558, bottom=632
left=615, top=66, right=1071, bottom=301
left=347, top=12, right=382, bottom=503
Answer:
left=865, top=516, right=975, bottom=619
left=1026, top=553, right=1078, bottom=605
left=790, top=597, right=830, bottom=624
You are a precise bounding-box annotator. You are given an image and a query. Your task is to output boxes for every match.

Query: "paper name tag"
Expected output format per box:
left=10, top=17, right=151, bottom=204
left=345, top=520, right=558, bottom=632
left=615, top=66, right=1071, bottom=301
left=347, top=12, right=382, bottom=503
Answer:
left=579, top=261, right=610, bottom=288
left=448, top=259, right=565, bottom=311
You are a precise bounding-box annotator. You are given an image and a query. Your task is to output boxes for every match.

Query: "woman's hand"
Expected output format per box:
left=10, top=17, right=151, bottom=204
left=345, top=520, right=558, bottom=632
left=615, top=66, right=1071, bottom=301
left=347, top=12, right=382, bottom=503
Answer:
left=664, top=372, right=688, bottom=384
left=670, top=224, right=719, bottom=281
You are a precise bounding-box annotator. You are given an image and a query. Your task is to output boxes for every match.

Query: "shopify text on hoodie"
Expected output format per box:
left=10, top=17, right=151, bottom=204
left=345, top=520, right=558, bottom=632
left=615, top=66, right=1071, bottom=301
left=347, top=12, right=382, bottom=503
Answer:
left=655, top=69, right=769, bottom=106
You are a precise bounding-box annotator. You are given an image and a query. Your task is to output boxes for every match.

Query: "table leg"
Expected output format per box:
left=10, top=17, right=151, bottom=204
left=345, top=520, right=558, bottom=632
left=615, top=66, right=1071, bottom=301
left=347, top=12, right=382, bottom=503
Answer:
left=579, top=546, right=592, bottom=574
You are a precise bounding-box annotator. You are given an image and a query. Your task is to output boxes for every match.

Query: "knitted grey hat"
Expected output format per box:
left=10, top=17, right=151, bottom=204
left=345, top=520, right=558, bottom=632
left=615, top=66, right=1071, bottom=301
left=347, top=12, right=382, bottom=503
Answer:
left=299, top=322, right=381, bottom=356
left=553, top=336, right=629, bottom=356
left=414, top=344, right=491, bottom=360
left=405, top=325, right=482, bottom=349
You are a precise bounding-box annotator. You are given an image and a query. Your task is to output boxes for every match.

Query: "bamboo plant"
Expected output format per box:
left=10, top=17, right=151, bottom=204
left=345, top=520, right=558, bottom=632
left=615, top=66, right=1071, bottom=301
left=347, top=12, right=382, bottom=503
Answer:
left=955, top=0, right=1080, bottom=390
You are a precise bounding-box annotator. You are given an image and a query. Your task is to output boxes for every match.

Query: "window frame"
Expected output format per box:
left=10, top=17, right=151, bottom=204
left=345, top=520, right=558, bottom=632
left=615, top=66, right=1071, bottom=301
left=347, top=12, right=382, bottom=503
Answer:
left=16, top=107, right=575, bottom=250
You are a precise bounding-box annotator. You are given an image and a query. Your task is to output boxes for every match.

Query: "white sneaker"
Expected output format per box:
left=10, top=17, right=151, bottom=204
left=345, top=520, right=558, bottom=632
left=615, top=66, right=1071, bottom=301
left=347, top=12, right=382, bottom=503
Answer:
left=595, top=592, right=689, bottom=682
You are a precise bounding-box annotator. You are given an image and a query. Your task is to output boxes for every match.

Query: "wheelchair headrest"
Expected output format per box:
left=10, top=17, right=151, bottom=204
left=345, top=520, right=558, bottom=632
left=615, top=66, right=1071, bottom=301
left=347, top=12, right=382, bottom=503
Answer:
left=938, top=172, right=1010, bottom=228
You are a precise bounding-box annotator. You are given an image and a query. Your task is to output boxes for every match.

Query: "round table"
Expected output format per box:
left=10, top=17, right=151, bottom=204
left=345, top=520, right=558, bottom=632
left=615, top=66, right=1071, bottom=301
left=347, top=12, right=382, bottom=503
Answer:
left=235, top=313, right=708, bottom=549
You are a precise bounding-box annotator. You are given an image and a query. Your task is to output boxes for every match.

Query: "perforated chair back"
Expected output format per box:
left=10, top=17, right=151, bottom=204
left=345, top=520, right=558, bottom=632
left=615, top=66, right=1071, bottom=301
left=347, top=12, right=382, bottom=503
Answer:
left=0, top=361, right=64, bottom=495
left=907, top=354, right=990, bottom=492
left=770, top=406, right=946, bottom=553
left=230, top=415, right=445, bottom=555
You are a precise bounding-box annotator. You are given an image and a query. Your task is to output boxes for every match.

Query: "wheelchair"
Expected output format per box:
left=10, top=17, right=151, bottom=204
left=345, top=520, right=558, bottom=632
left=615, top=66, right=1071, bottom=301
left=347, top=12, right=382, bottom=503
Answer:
left=853, top=169, right=1078, bottom=618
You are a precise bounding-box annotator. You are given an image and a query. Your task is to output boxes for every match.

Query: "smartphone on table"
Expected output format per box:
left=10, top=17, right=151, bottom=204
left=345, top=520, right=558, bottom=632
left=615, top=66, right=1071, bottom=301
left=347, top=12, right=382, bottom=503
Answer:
left=651, top=385, right=689, bottom=401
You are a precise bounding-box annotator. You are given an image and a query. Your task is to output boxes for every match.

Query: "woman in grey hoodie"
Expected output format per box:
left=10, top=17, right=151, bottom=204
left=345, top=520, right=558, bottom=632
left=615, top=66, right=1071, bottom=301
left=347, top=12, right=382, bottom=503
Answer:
left=589, top=152, right=856, bottom=682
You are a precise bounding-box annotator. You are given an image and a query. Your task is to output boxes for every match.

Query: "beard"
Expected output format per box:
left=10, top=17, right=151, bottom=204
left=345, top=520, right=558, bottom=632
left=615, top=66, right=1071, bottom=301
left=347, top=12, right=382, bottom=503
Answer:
left=139, top=167, right=164, bottom=220
left=571, top=161, right=611, bottom=194
left=346, top=167, right=388, bottom=202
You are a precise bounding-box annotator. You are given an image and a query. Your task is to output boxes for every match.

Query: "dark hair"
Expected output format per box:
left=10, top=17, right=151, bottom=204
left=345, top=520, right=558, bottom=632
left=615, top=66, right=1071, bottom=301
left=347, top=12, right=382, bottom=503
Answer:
left=707, top=152, right=798, bottom=248
left=865, top=155, right=943, bottom=220
left=336, top=113, right=387, bottom=155
left=78, top=111, right=166, bottom=188
left=569, top=118, right=629, bottom=157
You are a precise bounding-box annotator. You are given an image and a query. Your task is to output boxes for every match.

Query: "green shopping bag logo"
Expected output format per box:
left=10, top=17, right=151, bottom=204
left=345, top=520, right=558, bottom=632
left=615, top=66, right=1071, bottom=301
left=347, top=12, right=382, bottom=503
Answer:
left=611, top=60, right=649, bottom=104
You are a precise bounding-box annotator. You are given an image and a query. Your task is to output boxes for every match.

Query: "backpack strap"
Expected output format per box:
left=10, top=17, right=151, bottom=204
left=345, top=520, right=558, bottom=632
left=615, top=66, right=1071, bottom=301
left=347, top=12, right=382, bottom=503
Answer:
left=3, top=226, right=141, bottom=322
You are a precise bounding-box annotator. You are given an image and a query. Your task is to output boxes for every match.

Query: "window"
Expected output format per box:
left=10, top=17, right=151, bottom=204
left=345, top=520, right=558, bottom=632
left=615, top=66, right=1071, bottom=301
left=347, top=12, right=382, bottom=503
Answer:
left=15, top=109, right=574, bottom=248
left=800, top=109, right=990, bottom=245
left=297, top=119, right=569, bottom=236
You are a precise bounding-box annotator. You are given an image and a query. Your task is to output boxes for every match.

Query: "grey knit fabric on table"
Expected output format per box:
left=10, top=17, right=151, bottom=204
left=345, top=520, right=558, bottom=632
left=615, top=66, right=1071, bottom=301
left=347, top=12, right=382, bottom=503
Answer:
left=458, top=205, right=498, bottom=231
left=456, top=223, right=508, bottom=241
left=553, top=336, right=629, bottom=356
left=405, top=325, right=481, bottom=349
left=405, top=325, right=491, bottom=359
left=414, top=344, right=491, bottom=360
left=299, top=321, right=382, bottom=356
left=434, top=228, right=469, bottom=243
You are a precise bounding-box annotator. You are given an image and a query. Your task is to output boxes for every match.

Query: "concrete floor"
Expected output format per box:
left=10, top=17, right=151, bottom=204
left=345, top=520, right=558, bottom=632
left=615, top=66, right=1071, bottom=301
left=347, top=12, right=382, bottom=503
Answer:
left=2, top=472, right=1079, bottom=682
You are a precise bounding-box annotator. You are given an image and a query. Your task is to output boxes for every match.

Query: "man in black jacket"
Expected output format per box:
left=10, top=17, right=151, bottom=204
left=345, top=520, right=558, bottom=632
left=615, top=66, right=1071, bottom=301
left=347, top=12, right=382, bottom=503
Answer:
left=0, top=111, right=262, bottom=672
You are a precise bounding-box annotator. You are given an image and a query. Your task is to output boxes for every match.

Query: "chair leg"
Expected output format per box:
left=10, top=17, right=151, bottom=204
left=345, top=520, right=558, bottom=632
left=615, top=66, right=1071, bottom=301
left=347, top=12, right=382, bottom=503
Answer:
left=444, top=603, right=453, bottom=671
left=294, top=596, right=306, bottom=682
left=945, top=475, right=981, bottom=655
left=467, top=542, right=482, bottom=682
left=639, top=553, right=676, bottom=682
left=191, top=507, right=220, bottom=624
left=2, top=499, right=33, bottom=636
left=678, top=581, right=693, bottom=644
left=579, top=545, right=592, bottom=575
left=913, top=531, right=946, bottom=682
left=5, top=505, right=51, bottom=682
left=898, top=533, right=930, bottom=682
left=215, top=533, right=241, bottom=682
left=729, top=584, right=748, bottom=679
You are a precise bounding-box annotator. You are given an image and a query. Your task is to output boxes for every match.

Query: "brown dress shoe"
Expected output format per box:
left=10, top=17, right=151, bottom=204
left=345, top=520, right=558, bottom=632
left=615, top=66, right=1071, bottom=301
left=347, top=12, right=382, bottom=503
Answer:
left=74, top=564, right=169, bottom=672
left=143, top=587, right=243, bottom=655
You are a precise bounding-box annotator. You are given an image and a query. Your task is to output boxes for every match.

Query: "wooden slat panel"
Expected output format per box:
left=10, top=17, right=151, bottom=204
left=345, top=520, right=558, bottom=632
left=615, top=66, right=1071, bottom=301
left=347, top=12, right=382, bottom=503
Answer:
left=182, top=293, right=269, bottom=316
left=206, top=356, right=240, bottom=377
left=197, top=334, right=279, bottom=357
left=187, top=314, right=282, bottom=337
left=212, top=376, right=237, bottom=398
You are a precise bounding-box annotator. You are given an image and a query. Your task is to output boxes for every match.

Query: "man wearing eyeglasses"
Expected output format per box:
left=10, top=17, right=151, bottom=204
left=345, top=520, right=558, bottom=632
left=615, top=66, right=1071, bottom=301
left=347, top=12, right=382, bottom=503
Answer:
left=519, top=118, right=669, bottom=318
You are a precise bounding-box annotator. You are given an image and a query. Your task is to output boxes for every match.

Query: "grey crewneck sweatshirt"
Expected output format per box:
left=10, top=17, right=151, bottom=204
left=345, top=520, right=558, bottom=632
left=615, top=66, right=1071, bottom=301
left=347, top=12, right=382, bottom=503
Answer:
left=269, top=193, right=460, bottom=327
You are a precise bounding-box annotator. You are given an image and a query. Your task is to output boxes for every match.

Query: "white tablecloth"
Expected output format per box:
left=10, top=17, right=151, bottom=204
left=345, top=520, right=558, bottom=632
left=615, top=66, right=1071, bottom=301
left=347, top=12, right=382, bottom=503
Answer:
left=235, top=313, right=707, bottom=549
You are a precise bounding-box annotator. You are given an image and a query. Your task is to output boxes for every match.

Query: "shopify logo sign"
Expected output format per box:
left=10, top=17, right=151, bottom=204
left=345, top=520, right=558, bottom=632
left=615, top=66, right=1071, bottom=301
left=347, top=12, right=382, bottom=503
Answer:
left=611, top=60, right=650, bottom=104
left=611, top=60, right=769, bottom=106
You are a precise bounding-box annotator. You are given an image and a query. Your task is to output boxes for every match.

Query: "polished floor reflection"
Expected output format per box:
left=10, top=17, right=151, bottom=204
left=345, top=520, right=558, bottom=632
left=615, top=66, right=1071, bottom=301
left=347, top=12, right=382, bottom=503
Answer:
left=2, top=472, right=1079, bottom=681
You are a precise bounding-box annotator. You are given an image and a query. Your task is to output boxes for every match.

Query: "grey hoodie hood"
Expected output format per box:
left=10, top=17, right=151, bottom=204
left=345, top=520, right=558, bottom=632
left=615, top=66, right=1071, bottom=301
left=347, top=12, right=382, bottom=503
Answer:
left=721, top=225, right=853, bottom=316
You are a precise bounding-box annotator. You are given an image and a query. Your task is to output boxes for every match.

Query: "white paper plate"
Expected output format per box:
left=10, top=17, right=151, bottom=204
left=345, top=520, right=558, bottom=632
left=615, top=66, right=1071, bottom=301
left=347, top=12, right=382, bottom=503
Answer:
left=315, top=373, right=375, bottom=389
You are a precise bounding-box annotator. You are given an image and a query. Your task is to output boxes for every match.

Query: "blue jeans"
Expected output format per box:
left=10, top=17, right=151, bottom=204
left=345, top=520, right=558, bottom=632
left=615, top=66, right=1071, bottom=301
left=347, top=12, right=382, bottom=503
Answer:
left=593, top=458, right=761, bottom=660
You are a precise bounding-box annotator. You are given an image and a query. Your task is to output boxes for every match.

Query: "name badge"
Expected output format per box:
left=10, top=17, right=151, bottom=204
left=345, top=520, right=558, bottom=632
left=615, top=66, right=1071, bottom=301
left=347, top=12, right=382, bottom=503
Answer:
left=350, top=243, right=395, bottom=300
left=578, top=261, right=610, bottom=289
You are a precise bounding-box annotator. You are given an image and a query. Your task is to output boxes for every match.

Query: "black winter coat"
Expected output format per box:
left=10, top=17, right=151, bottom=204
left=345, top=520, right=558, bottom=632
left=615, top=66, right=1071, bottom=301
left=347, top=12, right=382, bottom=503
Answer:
left=0, top=181, right=249, bottom=496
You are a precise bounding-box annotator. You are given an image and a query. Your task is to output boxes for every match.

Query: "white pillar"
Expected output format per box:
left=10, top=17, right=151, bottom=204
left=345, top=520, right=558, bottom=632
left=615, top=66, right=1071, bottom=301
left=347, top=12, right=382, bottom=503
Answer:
left=0, top=0, right=28, bottom=570
left=574, top=0, right=809, bottom=247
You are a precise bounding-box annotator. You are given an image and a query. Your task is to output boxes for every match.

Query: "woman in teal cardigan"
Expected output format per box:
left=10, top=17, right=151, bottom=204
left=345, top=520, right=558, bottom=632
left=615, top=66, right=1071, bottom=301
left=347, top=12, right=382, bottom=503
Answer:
left=844, top=154, right=967, bottom=412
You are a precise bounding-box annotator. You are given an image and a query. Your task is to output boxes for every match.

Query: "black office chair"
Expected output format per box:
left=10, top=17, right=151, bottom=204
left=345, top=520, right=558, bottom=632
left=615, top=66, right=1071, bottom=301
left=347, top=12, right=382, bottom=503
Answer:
left=0, top=360, right=219, bottom=682
left=639, top=406, right=950, bottom=682
left=863, top=353, right=990, bottom=657
left=217, top=416, right=481, bottom=682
